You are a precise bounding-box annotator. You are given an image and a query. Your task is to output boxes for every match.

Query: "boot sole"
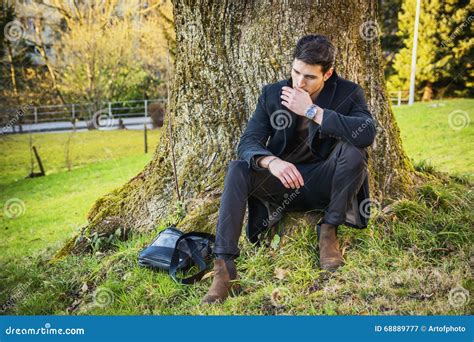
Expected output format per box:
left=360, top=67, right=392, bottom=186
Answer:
left=201, top=279, right=242, bottom=305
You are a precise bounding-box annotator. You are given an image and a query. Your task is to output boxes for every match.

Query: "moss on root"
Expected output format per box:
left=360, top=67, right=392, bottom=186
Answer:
left=176, top=196, right=221, bottom=233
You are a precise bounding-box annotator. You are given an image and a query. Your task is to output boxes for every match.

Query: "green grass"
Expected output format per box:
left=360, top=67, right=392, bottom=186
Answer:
left=0, top=130, right=160, bottom=263
left=393, top=98, right=473, bottom=179
left=0, top=129, right=159, bottom=187
left=2, top=178, right=472, bottom=315
left=0, top=100, right=472, bottom=315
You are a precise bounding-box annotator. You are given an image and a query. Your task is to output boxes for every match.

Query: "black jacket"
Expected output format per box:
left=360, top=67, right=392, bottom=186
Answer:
left=237, top=71, right=376, bottom=229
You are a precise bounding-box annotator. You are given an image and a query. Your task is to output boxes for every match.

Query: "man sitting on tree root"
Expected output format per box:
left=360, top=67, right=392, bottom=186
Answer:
left=202, top=35, right=376, bottom=304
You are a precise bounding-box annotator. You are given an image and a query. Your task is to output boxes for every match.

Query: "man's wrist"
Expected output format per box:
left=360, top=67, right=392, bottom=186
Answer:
left=313, top=106, right=324, bottom=125
left=259, top=156, right=278, bottom=169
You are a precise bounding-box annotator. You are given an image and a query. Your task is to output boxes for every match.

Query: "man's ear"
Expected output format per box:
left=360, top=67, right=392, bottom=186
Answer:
left=323, top=67, right=334, bottom=82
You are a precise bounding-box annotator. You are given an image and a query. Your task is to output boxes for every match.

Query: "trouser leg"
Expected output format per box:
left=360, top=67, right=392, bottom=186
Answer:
left=299, top=141, right=368, bottom=226
left=214, top=142, right=368, bottom=258
left=214, top=160, right=304, bottom=258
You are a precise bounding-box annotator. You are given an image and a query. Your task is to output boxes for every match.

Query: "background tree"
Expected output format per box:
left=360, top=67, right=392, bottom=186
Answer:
left=51, top=0, right=173, bottom=106
left=377, top=0, right=403, bottom=79
left=57, top=0, right=424, bottom=256
left=0, top=3, right=32, bottom=107
left=387, top=0, right=473, bottom=100
left=0, top=0, right=175, bottom=109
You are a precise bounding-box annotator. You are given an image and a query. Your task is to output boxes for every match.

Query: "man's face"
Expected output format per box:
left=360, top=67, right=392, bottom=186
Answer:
left=290, top=59, right=333, bottom=95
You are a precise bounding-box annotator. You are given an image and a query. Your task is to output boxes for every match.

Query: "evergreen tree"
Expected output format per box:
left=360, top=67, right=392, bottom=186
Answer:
left=388, top=0, right=473, bottom=99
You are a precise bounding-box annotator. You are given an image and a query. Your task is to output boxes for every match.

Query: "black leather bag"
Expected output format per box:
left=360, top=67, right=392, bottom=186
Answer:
left=138, top=226, right=215, bottom=284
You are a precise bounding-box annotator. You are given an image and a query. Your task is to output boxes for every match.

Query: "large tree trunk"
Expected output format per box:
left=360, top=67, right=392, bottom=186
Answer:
left=57, top=0, right=418, bottom=256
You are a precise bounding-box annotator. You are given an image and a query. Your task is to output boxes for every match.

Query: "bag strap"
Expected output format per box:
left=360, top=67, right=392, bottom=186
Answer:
left=169, top=232, right=215, bottom=284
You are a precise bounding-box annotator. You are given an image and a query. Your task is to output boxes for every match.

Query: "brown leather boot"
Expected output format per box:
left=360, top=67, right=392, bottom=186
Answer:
left=201, top=259, right=240, bottom=304
left=318, top=223, right=344, bottom=271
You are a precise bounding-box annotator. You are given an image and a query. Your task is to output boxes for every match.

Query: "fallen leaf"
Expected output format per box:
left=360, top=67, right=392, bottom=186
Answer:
left=274, top=267, right=288, bottom=280
left=271, top=288, right=282, bottom=304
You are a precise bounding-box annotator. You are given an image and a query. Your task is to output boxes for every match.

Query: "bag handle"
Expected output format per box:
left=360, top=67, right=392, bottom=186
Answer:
left=169, top=232, right=215, bottom=284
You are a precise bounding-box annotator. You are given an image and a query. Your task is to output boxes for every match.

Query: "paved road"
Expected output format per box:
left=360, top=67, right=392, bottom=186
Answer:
left=1, top=116, right=154, bottom=134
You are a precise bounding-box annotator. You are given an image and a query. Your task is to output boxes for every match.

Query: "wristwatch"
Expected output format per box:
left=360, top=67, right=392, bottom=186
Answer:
left=305, top=104, right=318, bottom=120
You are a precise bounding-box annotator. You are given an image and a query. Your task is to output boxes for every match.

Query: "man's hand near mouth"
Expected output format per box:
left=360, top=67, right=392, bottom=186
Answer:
left=280, top=86, right=324, bottom=124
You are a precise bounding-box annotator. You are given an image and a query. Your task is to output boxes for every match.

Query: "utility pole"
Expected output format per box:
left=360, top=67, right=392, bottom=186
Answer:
left=408, top=0, right=421, bottom=106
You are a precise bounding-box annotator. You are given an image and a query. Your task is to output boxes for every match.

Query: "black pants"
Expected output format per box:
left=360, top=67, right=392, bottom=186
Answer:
left=214, top=141, right=368, bottom=257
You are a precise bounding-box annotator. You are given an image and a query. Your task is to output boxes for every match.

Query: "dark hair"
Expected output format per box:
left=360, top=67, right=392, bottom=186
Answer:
left=292, top=35, right=335, bottom=73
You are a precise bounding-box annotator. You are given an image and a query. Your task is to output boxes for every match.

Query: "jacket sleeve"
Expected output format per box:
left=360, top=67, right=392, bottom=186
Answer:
left=237, top=85, right=274, bottom=170
left=320, top=85, right=376, bottom=148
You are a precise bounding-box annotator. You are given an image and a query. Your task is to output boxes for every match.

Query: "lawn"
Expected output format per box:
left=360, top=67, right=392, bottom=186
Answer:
left=393, top=98, right=473, bottom=179
left=0, top=99, right=472, bottom=315
left=0, top=129, right=160, bottom=263
left=0, top=129, right=160, bottom=187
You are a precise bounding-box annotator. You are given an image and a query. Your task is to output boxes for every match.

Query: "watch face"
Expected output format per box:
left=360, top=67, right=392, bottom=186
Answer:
left=306, top=106, right=316, bottom=119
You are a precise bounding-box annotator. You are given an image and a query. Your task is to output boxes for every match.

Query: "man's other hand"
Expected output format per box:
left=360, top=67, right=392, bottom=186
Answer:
left=259, top=156, right=304, bottom=189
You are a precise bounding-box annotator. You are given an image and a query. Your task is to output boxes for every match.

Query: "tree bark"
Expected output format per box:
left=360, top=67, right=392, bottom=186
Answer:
left=57, top=0, right=418, bottom=256
left=6, top=44, right=19, bottom=100
left=32, top=17, right=66, bottom=104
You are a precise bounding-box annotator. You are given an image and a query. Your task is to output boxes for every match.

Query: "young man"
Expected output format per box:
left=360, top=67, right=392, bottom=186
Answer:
left=202, top=35, right=376, bottom=304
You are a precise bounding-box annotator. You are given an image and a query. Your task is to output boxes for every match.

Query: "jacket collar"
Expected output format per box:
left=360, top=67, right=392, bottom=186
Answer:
left=315, top=70, right=338, bottom=109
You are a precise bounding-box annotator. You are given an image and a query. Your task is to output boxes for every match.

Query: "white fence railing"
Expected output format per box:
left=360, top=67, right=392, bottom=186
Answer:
left=389, top=91, right=409, bottom=107
left=0, top=99, right=166, bottom=125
